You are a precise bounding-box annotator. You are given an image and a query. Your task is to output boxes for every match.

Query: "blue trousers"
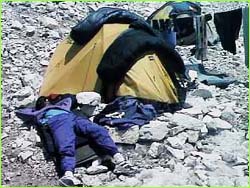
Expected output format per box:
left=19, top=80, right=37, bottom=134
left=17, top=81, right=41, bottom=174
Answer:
left=47, top=113, right=118, bottom=173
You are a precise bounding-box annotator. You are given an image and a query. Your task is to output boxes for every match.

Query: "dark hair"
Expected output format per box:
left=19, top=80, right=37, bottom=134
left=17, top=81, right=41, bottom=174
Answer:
left=35, top=96, right=48, bottom=110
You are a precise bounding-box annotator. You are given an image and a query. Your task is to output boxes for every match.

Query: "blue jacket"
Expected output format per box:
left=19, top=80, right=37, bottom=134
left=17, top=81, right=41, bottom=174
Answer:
left=16, top=97, right=73, bottom=124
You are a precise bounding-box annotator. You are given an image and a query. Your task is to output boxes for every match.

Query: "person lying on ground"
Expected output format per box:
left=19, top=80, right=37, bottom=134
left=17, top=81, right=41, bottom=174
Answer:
left=16, top=93, right=136, bottom=187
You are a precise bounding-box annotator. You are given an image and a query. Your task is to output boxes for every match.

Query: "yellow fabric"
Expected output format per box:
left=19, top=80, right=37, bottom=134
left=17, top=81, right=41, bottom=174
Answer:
left=39, top=24, right=129, bottom=96
left=40, top=24, right=179, bottom=104
left=117, top=54, right=179, bottom=103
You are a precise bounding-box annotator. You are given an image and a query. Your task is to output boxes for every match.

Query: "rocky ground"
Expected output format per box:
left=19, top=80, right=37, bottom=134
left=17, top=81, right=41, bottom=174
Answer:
left=2, top=2, right=249, bottom=186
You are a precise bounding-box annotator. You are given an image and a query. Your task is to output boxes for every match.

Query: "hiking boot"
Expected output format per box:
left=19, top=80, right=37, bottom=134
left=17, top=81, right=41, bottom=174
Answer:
left=113, top=161, right=138, bottom=176
left=58, top=174, right=83, bottom=187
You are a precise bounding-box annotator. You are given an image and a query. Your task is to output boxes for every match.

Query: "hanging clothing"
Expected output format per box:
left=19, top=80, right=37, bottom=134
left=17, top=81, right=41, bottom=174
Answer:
left=94, top=96, right=157, bottom=130
left=214, top=8, right=242, bottom=54
left=242, top=6, right=249, bottom=68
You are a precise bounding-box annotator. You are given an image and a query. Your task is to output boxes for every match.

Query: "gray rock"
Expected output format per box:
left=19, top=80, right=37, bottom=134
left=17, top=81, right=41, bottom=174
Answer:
left=178, top=106, right=204, bottom=117
left=15, top=95, right=36, bottom=107
left=220, top=107, right=236, bottom=124
left=234, top=156, right=248, bottom=165
left=122, top=177, right=142, bottom=186
left=18, top=151, right=33, bottom=162
left=170, top=113, right=206, bottom=131
left=76, top=92, right=101, bottom=106
left=107, top=125, right=139, bottom=144
left=148, top=142, right=163, bottom=158
left=191, top=89, right=213, bottom=99
left=166, top=132, right=188, bottom=149
left=49, top=30, right=60, bottom=39
left=139, top=121, right=169, bottom=141
left=208, top=109, right=221, bottom=118
left=23, top=73, right=43, bottom=90
left=135, top=144, right=148, bottom=156
left=165, top=146, right=185, bottom=160
left=200, top=125, right=208, bottom=137
left=40, top=60, right=49, bottom=66
left=13, top=86, right=33, bottom=98
left=212, top=118, right=233, bottom=130
left=20, top=140, right=33, bottom=149
left=186, top=130, right=200, bottom=143
left=184, top=156, right=197, bottom=167
left=11, top=20, right=23, bottom=30
left=2, top=132, right=8, bottom=140
left=26, top=26, right=36, bottom=36
left=81, top=174, right=103, bottom=186
left=234, top=176, right=248, bottom=186
left=221, top=152, right=237, bottom=163
left=207, top=176, right=235, bottom=186
left=40, top=16, right=59, bottom=29
left=194, top=170, right=208, bottom=182
left=169, top=126, right=186, bottom=136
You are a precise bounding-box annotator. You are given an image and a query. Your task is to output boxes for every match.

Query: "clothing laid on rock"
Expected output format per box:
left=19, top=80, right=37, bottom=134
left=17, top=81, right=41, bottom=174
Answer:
left=214, top=8, right=242, bottom=54
left=94, top=96, right=157, bottom=130
left=185, top=62, right=235, bottom=88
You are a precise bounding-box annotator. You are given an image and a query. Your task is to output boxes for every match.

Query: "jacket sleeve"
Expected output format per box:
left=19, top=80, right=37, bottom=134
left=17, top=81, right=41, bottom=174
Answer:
left=15, top=108, right=37, bottom=123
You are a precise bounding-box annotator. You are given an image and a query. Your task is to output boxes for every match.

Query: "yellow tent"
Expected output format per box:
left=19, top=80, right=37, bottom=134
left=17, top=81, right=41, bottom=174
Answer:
left=40, top=24, right=179, bottom=104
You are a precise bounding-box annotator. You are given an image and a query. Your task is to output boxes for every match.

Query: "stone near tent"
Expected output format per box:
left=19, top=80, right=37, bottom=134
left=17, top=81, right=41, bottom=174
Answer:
left=20, top=140, right=33, bottom=149
left=178, top=106, right=204, bottom=117
left=194, top=170, right=208, bottom=182
left=191, top=89, right=213, bottom=100
left=49, top=30, right=61, bottom=39
left=211, top=118, right=233, bottom=130
left=11, top=20, right=23, bottom=30
left=185, top=96, right=206, bottom=107
left=80, top=174, right=103, bottom=186
left=46, top=3, right=56, bottom=12
left=221, top=152, right=237, bottom=163
left=139, top=121, right=169, bottom=141
left=15, top=95, right=36, bottom=108
left=234, top=156, right=248, bottom=166
left=170, top=113, right=206, bottom=131
left=40, top=60, right=50, bottom=66
left=208, top=109, right=222, bottom=118
left=148, top=142, right=163, bottom=158
left=18, top=150, right=33, bottom=162
left=220, top=107, right=237, bottom=124
left=2, top=133, right=8, bottom=140
left=183, top=155, right=197, bottom=167
left=166, top=132, right=188, bottom=149
left=26, top=26, right=36, bottom=37
left=207, top=176, right=235, bottom=186
left=107, top=125, right=139, bottom=145
left=40, top=16, right=59, bottom=29
left=186, top=130, right=200, bottom=144
left=135, top=143, right=148, bottom=156
left=169, top=126, right=186, bottom=136
left=22, top=73, right=43, bottom=90
left=13, top=86, right=33, bottom=98
left=200, top=125, right=208, bottom=137
left=120, top=177, right=142, bottom=186
left=76, top=92, right=101, bottom=106
left=165, top=146, right=185, bottom=160
left=234, top=176, right=249, bottom=186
